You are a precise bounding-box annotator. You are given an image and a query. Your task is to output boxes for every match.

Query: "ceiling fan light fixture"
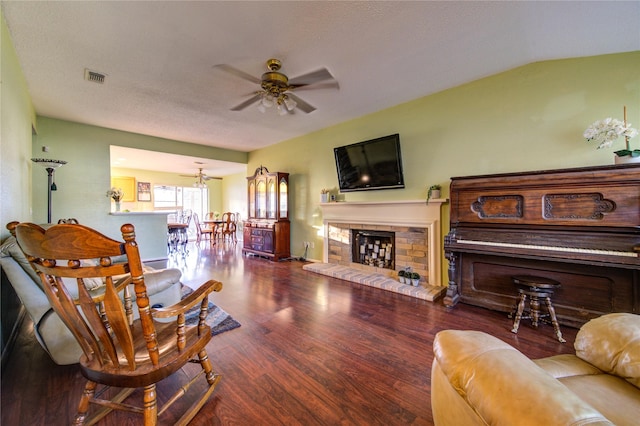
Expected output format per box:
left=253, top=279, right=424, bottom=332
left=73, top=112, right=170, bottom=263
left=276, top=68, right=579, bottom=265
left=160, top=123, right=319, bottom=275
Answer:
left=219, top=59, right=337, bottom=114
left=277, top=102, right=288, bottom=116
left=261, top=93, right=274, bottom=107
left=283, top=95, right=297, bottom=111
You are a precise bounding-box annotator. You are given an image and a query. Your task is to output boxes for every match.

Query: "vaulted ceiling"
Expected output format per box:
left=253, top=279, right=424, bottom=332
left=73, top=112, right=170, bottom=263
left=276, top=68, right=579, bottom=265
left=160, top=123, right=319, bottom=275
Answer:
left=3, top=1, right=638, bottom=175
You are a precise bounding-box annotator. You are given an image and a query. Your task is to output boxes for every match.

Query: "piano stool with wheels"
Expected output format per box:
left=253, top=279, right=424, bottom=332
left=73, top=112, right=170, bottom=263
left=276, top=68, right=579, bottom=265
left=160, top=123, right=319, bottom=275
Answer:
left=509, top=275, right=565, bottom=343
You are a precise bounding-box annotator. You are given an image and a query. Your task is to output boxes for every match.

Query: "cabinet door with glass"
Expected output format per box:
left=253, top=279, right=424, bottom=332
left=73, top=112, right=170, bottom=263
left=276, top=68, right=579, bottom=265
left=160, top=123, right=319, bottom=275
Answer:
left=246, top=167, right=288, bottom=221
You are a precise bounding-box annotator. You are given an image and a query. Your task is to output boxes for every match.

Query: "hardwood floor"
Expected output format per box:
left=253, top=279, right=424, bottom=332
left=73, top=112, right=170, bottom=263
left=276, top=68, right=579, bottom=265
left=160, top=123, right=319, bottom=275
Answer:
left=1, top=241, right=578, bottom=425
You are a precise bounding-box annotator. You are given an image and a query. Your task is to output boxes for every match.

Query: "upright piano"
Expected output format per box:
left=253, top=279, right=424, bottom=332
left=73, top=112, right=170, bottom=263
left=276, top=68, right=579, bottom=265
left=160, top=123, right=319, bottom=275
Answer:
left=444, top=164, right=640, bottom=327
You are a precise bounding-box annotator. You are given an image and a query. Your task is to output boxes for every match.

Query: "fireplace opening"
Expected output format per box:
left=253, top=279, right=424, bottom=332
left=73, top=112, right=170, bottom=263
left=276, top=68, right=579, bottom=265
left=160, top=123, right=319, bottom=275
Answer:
left=351, top=230, right=395, bottom=269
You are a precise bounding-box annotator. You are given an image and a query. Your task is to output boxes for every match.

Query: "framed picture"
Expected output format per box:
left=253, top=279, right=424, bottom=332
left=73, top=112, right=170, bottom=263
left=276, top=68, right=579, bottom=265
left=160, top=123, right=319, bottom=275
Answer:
left=137, top=181, right=151, bottom=202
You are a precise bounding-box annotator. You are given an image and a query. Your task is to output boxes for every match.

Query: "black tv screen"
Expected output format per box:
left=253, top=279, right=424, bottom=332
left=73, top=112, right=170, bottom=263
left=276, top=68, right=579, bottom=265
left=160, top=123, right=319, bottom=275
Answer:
left=334, top=134, right=405, bottom=192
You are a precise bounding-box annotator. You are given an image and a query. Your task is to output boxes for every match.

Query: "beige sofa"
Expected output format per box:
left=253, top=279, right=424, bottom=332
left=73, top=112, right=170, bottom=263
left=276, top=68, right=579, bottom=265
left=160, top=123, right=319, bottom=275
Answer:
left=0, top=233, right=182, bottom=365
left=432, top=313, right=640, bottom=426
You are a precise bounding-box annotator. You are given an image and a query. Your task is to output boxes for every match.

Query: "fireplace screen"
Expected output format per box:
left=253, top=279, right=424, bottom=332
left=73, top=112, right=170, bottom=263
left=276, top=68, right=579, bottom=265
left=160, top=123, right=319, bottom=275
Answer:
left=351, top=230, right=395, bottom=269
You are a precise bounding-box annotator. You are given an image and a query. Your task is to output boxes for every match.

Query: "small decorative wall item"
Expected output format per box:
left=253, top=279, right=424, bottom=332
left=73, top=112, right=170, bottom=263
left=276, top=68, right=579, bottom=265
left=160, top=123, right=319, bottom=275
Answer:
left=137, top=181, right=151, bottom=201
left=427, top=185, right=441, bottom=204
left=320, top=188, right=329, bottom=203
left=584, top=106, right=639, bottom=164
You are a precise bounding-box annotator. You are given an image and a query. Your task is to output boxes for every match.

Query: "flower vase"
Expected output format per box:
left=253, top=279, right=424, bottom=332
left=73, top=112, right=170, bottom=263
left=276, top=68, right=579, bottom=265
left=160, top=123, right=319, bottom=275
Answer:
left=321, top=193, right=329, bottom=203
left=115, top=201, right=121, bottom=212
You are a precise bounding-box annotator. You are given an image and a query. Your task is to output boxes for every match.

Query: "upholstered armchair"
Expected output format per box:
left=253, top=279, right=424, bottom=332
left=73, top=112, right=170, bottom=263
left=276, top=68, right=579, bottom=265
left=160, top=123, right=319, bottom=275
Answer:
left=431, top=313, right=640, bottom=425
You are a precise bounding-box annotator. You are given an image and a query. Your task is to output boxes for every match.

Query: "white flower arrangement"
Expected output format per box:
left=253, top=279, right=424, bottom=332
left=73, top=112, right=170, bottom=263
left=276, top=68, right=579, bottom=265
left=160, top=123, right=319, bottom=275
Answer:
left=106, top=187, right=124, bottom=202
left=584, top=113, right=638, bottom=158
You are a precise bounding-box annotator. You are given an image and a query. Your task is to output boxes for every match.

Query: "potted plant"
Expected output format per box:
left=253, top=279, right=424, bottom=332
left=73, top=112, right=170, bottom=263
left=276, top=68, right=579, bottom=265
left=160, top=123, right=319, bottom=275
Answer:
left=397, top=269, right=406, bottom=284
left=411, top=272, right=420, bottom=286
left=426, top=185, right=441, bottom=204
left=584, top=106, right=639, bottom=164
left=320, top=188, right=329, bottom=203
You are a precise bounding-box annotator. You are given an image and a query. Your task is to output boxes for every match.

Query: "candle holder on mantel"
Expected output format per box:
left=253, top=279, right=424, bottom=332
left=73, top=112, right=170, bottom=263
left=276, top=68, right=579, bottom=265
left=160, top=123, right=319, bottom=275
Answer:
left=31, top=158, right=67, bottom=223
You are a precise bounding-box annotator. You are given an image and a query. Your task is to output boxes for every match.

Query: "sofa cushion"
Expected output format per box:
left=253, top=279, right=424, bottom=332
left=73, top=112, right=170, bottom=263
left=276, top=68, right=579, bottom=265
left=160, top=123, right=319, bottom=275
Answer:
left=558, top=373, right=640, bottom=425
left=1, top=236, right=105, bottom=292
left=1, top=235, right=41, bottom=286
left=534, top=354, right=603, bottom=379
left=574, top=313, right=640, bottom=389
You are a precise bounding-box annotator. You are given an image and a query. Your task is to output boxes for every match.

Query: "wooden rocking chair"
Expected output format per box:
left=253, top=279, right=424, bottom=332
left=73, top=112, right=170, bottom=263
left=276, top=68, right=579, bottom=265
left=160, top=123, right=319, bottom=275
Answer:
left=15, top=222, right=222, bottom=425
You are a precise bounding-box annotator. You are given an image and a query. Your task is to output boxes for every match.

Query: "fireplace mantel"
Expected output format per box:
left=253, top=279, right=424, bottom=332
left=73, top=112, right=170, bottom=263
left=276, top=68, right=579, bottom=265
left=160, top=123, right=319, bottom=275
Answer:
left=320, top=199, right=447, bottom=286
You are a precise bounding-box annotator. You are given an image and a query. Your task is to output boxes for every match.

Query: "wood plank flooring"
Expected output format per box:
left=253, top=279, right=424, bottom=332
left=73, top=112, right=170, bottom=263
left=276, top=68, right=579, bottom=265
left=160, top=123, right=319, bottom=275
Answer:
left=1, top=242, right=578, bottom=425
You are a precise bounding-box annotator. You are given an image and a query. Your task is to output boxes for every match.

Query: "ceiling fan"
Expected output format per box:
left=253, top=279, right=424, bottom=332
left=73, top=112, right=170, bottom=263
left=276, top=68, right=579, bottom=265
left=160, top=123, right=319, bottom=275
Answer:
left=215, top=58, right=339, bottom=114
left=180, top=168, right=221, bottom=187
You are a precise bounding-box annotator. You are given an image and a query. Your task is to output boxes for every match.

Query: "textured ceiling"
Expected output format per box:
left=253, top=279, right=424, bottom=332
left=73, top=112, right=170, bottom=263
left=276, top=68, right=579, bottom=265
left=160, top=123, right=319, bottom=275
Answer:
left=2, top=1, right=639, bottom=175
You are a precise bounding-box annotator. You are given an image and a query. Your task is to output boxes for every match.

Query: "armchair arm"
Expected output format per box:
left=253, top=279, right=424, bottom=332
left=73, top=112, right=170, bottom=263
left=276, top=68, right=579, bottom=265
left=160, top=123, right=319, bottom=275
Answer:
left=432, top=330, right=613, bottom=426
left=152, top=280, right=222, bottom=319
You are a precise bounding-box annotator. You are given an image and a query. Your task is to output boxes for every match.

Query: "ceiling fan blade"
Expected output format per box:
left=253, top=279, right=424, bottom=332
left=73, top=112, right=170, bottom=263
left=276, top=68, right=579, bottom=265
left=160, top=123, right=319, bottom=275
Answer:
left=288, top=68, right=335, bottom=86
left=287, top=93, right=316, bottom=113
left=202, top=176, right=223, bottom=181
left=230, top=93, right=262, bottom=111
left=214, top=64, right=262, bottom=84
left=290, top=80, right=340, bottom=91
left=179, top=174, right=197, bottom=178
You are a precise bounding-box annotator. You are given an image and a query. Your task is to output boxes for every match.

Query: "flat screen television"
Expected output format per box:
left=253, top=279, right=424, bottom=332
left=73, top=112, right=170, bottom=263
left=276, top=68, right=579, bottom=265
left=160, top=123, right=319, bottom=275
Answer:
left=334, top=133, right=405, bottom=192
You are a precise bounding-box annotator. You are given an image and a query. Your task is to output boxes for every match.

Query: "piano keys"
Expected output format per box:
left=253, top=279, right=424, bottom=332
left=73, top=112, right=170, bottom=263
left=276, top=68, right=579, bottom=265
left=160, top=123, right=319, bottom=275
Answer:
left=444, top=164, right=640, bottom=328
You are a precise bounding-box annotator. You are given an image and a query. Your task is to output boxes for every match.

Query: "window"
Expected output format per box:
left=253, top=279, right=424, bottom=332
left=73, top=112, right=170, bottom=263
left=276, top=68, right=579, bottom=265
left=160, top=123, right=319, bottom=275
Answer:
left=153, top=185, right=209, bottom=219
left=153, top=185, right=183, bottom=209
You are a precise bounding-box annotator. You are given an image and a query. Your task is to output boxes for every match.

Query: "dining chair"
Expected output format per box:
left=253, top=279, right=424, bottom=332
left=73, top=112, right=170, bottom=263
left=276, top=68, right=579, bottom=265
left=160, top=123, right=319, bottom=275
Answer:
left=219, top=212, right=237, bottom=242
left=15, top=222, right=223, bottom=425
left=193, top=213, right=214, bottom=246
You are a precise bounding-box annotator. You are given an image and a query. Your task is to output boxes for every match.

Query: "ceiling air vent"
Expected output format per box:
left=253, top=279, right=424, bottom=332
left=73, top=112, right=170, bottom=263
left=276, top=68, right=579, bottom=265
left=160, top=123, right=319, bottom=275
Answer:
left=84, top=68, right=106, bottom=84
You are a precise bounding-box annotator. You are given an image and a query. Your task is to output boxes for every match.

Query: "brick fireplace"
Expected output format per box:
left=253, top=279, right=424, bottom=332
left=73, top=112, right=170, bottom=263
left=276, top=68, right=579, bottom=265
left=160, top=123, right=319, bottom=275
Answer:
left=319, top=200, right=446, bottom=287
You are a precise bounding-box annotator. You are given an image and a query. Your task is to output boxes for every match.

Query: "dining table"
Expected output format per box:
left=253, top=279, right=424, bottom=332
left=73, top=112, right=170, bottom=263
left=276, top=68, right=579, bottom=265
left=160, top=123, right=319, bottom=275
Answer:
left=202, top=219, right=225, bottom=241
left=167, top=222, right=189, bottom=255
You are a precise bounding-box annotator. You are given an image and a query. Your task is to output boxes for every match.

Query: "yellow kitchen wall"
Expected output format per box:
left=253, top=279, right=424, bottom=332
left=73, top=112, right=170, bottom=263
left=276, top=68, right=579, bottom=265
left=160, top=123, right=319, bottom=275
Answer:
left=108, top=168, right=246, bottom=217
left=248, top=52, right=640, bottom=279
left=1, top=11, right=36, bottom=239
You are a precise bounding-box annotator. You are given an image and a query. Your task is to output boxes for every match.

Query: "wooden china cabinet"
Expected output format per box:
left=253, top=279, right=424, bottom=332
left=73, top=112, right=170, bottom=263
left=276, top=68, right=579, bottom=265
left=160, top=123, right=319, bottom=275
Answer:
left=242, top=166, right=290, bottom=261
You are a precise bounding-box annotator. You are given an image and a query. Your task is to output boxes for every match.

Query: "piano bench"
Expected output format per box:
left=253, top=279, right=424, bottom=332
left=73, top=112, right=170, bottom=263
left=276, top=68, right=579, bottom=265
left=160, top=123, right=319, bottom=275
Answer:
left=509, top=275, right=565, bottom=343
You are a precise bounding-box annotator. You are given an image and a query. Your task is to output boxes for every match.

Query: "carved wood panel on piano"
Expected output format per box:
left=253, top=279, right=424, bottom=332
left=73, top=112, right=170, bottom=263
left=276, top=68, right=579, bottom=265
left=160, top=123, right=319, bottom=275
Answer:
left=444, top=164, right=640, bottom=327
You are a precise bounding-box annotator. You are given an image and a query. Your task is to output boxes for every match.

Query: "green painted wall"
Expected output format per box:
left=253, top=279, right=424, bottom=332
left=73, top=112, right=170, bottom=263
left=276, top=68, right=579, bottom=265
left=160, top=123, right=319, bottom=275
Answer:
left=27, top=117, right=247, bottom=259
left=248, top=52, right=640, bottom=274
left=1, top=11, right=36, bottom=239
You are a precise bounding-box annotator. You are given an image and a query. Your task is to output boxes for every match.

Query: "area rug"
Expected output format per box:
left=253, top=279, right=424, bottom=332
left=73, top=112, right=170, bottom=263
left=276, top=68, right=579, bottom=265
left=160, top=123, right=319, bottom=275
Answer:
left=181, top=285, right=241, bottom=336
